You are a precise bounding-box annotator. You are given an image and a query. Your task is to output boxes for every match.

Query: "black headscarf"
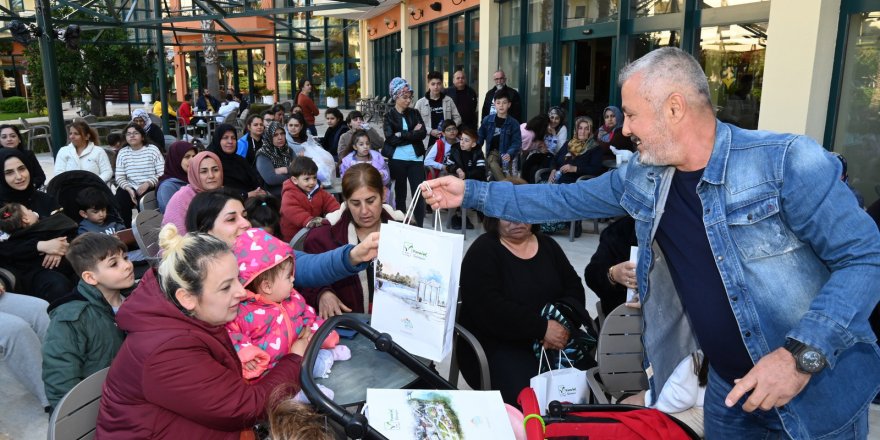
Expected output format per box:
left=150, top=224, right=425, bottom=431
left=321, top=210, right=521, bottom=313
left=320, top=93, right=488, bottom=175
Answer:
left=207, top=123, right=263, bottom=196
left=257, top=121, right=293, bottom=169
left=0, top=149, right=58, bottom=216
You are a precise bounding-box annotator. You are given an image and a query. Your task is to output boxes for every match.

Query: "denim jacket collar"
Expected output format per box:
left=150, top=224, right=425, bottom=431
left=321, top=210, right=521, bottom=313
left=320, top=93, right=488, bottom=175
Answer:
left=701, top=120, right=729, bottom=185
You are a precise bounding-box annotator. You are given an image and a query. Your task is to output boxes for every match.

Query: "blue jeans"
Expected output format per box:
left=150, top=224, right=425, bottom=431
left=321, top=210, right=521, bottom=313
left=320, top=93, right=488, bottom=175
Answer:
left=704, top=367, right=869, bottom=439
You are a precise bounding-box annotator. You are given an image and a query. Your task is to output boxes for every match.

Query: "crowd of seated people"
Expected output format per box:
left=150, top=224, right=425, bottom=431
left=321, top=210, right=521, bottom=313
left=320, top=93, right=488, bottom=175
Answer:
left=5, top=73, right=877, bottom=440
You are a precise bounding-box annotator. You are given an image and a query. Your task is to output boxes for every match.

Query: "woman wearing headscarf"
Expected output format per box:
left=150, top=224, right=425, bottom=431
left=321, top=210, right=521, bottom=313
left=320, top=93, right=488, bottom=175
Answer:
left=382, top=77, right=427, bottom=226
left=162, top=151, right=223, bottom=234
left=0, top=149, right=77, bottom=302
left=0, top=124, right=46, bottom=189
left=546, top=106, right=568, bottom=155
left=255, top=121, right=293, bottom=198
left=156, top=141, right=198, bottom=213
left=206, top=123, right=265, bottom=201
left=131, top=109, right=166, bottom=153
left=595, top=105, right=634, bottom=158
left=548, top=116, right=604, bottom=184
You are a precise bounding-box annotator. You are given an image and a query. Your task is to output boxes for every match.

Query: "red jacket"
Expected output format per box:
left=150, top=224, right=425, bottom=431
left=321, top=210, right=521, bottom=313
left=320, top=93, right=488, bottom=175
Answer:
left=300, top=204, right=404, bottom=313
left=96, top=270, right=302, bottom=439
left=296, top=93, right=320, bottom=126
left=280, top=179, right=340, bottom=242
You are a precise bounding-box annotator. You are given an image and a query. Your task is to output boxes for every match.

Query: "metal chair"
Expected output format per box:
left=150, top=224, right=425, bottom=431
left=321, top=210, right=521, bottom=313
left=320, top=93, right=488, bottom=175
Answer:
left=289, top=227, right=311, bottom=251
left=585, top=304, right=648, bottom=404
left=448, top=323, right=491, bottom=390
left=18, top=117, right=51, bottom=151
left=132, top=209, right=163, bottom=263
left=47, top=367, right=109, bottom=440
left=138, top=190, right=158, bottom=211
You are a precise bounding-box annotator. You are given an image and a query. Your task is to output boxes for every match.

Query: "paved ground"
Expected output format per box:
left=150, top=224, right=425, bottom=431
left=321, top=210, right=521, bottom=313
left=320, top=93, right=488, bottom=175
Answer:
left=2, top=104, right=877, bottom=439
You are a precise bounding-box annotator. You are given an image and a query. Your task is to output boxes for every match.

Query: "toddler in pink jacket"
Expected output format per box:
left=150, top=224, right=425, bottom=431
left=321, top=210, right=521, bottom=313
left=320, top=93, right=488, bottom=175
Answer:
left=226, top=228, right=350, bottom=383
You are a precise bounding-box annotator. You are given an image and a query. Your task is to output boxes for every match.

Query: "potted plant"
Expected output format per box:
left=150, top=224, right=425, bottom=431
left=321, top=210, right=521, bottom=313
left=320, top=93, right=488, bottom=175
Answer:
left=260, top=87, right=275, bottom=105
left=325, top=86, right=344, bottom=108
left=140, top=86, right=153, bottom=105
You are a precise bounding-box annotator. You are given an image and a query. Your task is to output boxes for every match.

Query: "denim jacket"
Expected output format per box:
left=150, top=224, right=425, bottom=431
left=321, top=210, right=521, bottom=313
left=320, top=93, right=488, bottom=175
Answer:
left=463, top=121, right=880, bottom=439
left=477, top=114, right=521, bottom=158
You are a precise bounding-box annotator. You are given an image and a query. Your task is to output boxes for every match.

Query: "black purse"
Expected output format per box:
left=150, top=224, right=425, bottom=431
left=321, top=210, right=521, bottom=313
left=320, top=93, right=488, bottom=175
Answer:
left=533, top=298, right=599, bottom=372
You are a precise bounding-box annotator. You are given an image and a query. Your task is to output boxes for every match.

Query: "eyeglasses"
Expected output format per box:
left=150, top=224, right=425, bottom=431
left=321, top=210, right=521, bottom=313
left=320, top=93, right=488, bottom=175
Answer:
left=125, top=132, right=140, bottom=137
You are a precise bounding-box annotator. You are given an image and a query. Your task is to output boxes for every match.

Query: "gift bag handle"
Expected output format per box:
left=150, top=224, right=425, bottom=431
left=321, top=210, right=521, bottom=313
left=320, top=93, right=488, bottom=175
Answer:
left=403, top=183, right=444, bottom=232
left=557, top=349, right=576, bottom=370
left=536, top=347, right=555, bottom=376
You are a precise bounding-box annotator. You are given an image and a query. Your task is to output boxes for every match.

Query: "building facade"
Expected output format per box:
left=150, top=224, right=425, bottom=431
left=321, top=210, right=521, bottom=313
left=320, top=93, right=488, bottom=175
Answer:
left=360, top=0, right=880, bottom=208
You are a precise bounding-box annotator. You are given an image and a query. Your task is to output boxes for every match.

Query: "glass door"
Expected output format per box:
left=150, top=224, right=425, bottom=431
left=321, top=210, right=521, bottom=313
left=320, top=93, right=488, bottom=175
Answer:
left=562, top=37, right=613, bottom=128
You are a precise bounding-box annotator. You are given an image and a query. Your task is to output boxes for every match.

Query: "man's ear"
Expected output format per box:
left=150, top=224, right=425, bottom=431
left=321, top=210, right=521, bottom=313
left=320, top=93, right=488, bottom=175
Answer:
left=175, top=288, right=197, bottom=312
left=81, top=270, right=100, bottom=286
left=666, top=93, right=687, bottom=124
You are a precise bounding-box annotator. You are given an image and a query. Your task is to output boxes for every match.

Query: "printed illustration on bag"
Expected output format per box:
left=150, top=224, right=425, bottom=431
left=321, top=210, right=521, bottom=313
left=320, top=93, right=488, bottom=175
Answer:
left=375, top=257, right=450, bottom=336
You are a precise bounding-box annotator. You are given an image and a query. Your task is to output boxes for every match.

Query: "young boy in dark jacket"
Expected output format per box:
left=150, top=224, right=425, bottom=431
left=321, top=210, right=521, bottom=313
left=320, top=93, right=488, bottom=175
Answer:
left=444, top=127, right=486, bottom=229
left=41, top=233, right=134, bottom=409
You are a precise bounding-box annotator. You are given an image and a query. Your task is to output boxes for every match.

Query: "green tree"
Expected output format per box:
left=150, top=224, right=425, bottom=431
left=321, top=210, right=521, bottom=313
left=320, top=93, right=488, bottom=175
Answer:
left=24, top=27, right=154, bottom=116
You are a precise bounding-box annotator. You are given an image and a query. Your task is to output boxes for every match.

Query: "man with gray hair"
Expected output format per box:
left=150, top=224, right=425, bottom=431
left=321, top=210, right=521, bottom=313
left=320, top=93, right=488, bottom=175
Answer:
left=422, top=47, right=880, bottom=438
left=481, top=69, right=522, bottom=122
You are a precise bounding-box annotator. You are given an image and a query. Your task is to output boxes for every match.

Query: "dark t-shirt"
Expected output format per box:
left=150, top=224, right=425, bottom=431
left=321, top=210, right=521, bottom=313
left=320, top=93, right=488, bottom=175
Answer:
left=428, top=96, right=444, bottom=146
left=491, top=117, right=506, bottom=153
left=654, top=169, right=754, bottom=384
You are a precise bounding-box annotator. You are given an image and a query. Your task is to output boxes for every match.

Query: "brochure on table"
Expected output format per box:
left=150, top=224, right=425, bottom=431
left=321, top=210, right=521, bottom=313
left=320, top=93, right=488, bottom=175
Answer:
left=366, top=389, right=515, bottom=440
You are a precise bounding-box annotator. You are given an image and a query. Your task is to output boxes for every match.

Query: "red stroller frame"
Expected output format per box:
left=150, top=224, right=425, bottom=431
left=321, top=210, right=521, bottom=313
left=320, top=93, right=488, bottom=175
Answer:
left=518, top=388, right=701, bottom=439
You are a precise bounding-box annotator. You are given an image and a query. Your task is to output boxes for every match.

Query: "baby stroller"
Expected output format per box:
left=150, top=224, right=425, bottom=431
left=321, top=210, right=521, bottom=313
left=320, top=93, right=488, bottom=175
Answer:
left=518, top=387, right=701, bottom=439
left=300, top=315, right=456, bottom=440
left=46, top=170, right=124, bottom=225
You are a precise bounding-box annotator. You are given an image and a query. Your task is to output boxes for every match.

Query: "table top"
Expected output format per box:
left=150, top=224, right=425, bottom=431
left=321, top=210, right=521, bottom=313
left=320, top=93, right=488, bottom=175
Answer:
left=89, top=120, right=129, bottom=128
left=314, top=314, right=426, bottom=407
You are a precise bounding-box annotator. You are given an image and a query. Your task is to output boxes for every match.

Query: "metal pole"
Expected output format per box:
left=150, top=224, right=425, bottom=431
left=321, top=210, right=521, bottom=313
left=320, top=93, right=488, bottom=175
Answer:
left=35, top=0, right=66, bottom=157
left=154, top=0, right=169, bottom=134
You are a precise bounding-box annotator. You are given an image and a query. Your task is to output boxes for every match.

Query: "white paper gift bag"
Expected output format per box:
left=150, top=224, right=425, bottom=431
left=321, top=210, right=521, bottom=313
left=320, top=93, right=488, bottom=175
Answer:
left=529, top=349, right=588, bottom=414
left=372, top=193, right=464, bottom=362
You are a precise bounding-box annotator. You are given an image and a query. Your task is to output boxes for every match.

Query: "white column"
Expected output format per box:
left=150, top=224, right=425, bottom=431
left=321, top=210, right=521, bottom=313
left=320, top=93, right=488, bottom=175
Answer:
left=360, top=20, right=373, bottom=97
left=759, top=0, right=841, bottom=141
left=478, top=0, right=499, bottom=107
left=400, top=3, right=411, bottom=84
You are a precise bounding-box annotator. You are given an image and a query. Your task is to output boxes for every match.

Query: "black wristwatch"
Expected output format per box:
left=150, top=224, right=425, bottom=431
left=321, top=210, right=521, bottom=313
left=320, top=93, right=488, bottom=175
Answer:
left=784, top=338, right=826, bottom=374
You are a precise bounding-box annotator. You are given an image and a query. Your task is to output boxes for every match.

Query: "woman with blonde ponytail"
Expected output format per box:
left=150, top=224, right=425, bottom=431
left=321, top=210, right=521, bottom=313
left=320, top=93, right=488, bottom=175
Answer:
left=97, top=223, right=311, bottom=439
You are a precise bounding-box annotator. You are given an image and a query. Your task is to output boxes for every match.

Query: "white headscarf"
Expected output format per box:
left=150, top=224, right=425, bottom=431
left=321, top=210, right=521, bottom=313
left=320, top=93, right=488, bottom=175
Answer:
left=131, top=109, right=152, bottom=131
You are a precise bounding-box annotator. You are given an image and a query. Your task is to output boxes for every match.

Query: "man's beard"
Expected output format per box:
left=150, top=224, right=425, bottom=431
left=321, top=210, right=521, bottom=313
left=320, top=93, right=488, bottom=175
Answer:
left=633, top=123, right=677, bottom=166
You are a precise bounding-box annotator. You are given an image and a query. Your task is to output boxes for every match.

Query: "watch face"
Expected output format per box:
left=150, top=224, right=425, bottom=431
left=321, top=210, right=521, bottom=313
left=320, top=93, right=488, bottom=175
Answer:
left=800, top=351, right=825, bottom=373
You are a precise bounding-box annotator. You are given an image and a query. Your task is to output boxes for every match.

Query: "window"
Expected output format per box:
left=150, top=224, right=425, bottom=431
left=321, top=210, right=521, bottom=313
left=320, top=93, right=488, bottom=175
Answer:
left=700, top=23, right=767, bottom=130
left=563, top=0, right=619, bottom=27
left=634, top=0, right=681, bottom=17
left=500, top=0, right=522, bottom=37
left=831, top=11, right=880, bottom=205
left=631, top=30, right=679, bottom=61
left=528, top=0, right=554, bottom=33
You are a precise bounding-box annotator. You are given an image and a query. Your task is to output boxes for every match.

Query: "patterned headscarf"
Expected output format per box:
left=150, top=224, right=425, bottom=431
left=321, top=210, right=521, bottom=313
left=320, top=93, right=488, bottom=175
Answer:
left=567, top=116, right=595, bottom=157
left=389, top=77, right=412, bottom=101
left=131, top=109, right=152, bottom=131
left=257, top=121, right=293, bottom=169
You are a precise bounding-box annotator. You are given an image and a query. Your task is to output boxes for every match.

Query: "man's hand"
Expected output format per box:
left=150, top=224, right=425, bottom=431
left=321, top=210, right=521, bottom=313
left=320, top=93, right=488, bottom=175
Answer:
left=318, top=291, right=352, bottom=319
left=348, top=231, right=379, bottom=265
left=421, top=177, right=464, bottom=211
left=542, top=320, right=570, bottom=350
left=725, top=347, right=811, bottom=412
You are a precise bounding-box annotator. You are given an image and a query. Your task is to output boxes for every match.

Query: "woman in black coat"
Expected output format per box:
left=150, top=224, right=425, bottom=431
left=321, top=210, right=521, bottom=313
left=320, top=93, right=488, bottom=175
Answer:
left=0, top=149, right=76, bottom=302
left=207, top=123, right=266, bottom=201
left=383, top=77, right=427, bottom=226
left=0, top=124, right=46, bottom=189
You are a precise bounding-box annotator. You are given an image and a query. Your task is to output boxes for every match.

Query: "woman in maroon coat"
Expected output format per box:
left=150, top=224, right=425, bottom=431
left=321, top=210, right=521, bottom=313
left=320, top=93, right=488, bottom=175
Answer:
left=302, top=164, right=404, bottom=318
left=96, top=225, right=310, bottom=439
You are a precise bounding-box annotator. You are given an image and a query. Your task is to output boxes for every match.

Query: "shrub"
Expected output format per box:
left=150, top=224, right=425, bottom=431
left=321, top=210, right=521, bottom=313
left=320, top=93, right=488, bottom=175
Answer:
left=0, top=97, right=28, bottom=113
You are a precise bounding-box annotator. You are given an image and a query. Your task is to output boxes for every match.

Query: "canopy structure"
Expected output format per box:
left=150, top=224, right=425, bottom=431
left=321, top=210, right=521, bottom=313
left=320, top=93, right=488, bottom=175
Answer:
left=0, top=0, right=379, bottom=153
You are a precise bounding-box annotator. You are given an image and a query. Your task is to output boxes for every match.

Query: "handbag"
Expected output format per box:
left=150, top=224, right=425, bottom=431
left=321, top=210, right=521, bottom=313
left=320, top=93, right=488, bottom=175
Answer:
left=371, top=184, right=464, bottom=361
left=534, top=300, right=598, bottom=371
left=529, top=348, right=588, bottom=415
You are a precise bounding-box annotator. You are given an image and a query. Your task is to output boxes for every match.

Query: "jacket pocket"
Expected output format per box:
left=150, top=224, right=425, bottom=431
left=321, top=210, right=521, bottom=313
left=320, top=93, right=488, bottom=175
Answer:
left=727, top=194, right=803, bottom=260
left=620, top=189, right=653, bottom=223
